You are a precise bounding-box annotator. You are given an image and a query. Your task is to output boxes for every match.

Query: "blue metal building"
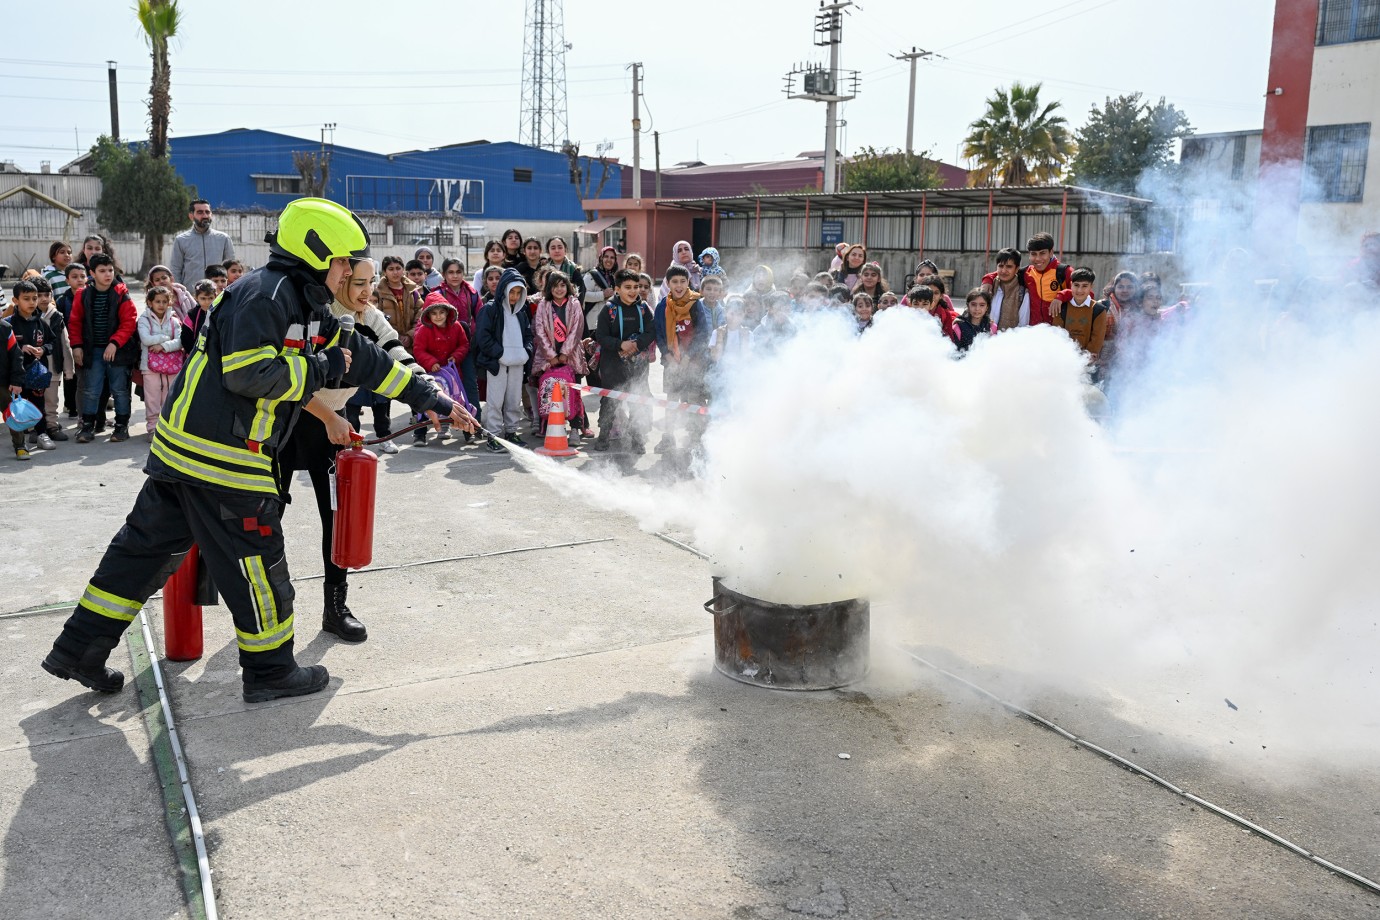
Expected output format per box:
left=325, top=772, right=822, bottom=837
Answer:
left=166, top=129, right=620, bottom=220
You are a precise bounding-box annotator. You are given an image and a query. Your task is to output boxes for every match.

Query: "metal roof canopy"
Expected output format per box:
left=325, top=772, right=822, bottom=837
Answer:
left=655, top=185, right=1152, bottom=214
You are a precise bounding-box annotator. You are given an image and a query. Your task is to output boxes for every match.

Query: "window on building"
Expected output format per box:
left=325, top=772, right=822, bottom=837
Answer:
left=253, top=174, right=302, bottom=195
left=1231, top=136, right=1247, bottom=181
left=513, top=167, right=533, bottom=183
left=1317, top=0, right=1380, bottom=45
left=1303, top=123, right=1371, bottom=202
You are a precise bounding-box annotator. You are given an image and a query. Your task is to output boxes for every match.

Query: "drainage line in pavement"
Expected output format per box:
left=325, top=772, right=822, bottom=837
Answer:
left=894, top=645, right=1380, bottom=899
left=128, top=608, right=219, bottom=920
left=0, top=538, right=619, bottom=621
left=642, top=534, right=1380, bottom=899
left=0, top=602, right=77, bottom=620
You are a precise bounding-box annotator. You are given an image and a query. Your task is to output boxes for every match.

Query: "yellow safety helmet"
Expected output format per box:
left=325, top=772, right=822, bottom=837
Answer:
left=269, top=197, right=370, bottom=271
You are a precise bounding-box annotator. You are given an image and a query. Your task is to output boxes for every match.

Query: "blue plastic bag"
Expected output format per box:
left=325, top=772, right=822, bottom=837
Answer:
left=22, top=360, right=52, bottom=391
left=4, top=394, right=42, bottom=432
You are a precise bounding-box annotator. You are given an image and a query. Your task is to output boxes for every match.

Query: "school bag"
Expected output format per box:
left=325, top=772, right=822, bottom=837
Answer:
left=4, top=394, right=43, bottom=432
left=21, top=360, right=52, bottom=391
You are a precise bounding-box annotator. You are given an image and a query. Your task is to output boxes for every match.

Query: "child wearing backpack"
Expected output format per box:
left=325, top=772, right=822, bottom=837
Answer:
left=6, top=279, right=57, bottom=456
left=1052, top=267, right=1110, bottom=369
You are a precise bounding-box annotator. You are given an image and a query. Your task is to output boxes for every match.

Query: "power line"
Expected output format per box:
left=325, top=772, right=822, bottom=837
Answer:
left=935, top=0, right=1120, bottom=55
left=0, top=57, right=625, bottom=76
left=0, top=70, right=626, bottom=91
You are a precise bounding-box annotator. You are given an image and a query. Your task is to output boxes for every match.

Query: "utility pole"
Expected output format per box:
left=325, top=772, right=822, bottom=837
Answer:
left=654, top=130, right=662, bottom=198
left=783, top=2, right=859, bottom=194
left=106, top=61, right=119, bottom=140
left=893, top=47, right=938, bottom=155
left=630, top=62, right=643, bottom=200
left=821, top=2, right=849, bottom=193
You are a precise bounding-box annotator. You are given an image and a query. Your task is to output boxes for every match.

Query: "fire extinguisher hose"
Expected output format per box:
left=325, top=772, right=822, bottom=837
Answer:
left=355, top=419, right=507, bottom=448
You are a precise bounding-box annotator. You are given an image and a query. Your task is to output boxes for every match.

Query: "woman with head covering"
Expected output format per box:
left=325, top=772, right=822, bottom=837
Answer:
left=751, top=265, right=776, bottom=296
left=657, top=240, right=702, bottom=301
left=583, top=246, right=620, bottom=325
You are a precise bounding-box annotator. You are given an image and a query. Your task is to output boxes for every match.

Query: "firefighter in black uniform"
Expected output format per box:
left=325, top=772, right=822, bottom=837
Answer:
left=42, top=198, right=476, bottom=703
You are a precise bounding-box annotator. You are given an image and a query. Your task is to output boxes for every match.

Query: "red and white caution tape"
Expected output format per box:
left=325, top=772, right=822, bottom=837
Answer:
left=568, top=382, right=712, bottom=416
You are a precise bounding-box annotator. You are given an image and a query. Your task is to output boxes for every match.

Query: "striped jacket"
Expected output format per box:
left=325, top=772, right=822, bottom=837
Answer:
left=148, top=257, right=450, bottom=495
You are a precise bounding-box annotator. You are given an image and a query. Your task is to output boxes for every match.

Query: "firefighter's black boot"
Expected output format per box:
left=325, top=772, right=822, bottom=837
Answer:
left=322, top=581, right=367, bottom=643
left=242, top=664, right=330, bottom=704
left=42, top=636, right=125, bottom=693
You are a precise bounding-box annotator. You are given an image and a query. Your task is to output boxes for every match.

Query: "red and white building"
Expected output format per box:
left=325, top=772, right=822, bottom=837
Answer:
left=1186, top=1, right=1378, bottom=246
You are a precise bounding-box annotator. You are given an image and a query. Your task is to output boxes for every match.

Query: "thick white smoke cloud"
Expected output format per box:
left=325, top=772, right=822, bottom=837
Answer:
left=510, top=196, right=1380, bottom=759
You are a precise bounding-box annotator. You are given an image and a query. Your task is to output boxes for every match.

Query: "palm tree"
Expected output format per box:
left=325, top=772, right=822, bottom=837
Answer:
left=137, top=0, right=180, bottom=159
left=136, top=0, right=182, bottom=270
left=962, top=82, right=1073, bottom=187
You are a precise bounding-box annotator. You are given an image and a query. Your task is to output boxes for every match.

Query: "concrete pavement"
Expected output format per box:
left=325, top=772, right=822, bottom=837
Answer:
left=1, top=404, right=1377, bottom=919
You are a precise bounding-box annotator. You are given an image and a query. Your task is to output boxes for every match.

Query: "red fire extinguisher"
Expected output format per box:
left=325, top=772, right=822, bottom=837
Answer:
left=163, top=545, right=204, bottom=661
left=331, top=439, right=378, bottom=570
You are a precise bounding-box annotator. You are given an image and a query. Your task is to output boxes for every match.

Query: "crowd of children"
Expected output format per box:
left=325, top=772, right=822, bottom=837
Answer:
left=4, top=229, right=1194, bottom=464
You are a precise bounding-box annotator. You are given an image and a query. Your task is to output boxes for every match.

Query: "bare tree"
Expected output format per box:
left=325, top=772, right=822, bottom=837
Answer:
left=293, top=151, right=330, bottom=198
left=562, top=141, right=615, bottom=222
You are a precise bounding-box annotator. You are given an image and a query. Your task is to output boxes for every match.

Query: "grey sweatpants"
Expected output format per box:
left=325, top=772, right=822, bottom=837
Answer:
left=484, top=364, right=524, bottom=435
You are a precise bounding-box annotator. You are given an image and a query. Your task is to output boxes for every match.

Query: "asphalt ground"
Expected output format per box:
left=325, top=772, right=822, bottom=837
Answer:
left=1, top=392, right=1377, bottom=920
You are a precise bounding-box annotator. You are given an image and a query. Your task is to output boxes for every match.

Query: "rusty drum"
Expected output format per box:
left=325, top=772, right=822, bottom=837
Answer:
left=705, top=576, right=869, bottom=691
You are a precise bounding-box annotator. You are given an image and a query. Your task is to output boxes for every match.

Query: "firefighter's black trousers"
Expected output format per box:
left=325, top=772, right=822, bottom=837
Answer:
left=52, top=477, right=298, bottom=680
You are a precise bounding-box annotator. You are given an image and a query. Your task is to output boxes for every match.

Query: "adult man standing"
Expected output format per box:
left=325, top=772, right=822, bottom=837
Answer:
left=42, top=198, right=476, bottom=704
left=169, top=199, right=236, bottom=284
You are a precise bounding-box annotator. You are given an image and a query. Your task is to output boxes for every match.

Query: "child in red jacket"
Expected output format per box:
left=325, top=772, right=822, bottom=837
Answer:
left=413, top=293, right=470, bottom=373
left=68, top=253, right=139, bottom=443
left=411, top=293, right=470, bottom=445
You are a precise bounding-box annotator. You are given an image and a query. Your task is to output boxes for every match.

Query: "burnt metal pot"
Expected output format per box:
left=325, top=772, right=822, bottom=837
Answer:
left=705, top=576, right=869, bottom=691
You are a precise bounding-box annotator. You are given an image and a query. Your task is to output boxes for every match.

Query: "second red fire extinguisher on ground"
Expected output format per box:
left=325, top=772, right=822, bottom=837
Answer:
left=332, top=439, right=378, bottom=570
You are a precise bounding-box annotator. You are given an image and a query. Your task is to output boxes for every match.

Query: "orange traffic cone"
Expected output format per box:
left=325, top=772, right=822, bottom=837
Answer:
left=535, top=380, right=579, bottom=457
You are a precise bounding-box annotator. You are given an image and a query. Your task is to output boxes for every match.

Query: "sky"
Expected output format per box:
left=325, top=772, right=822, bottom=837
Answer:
left=0, top=0, right=1276, bottom=173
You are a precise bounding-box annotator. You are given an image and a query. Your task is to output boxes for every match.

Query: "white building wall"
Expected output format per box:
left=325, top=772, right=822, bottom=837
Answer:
left=1302, top=38, right=1380, bottom=244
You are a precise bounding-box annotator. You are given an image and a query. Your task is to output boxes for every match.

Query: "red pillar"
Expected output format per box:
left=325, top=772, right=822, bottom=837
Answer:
left=1256, top=0, right=1320, bottom=244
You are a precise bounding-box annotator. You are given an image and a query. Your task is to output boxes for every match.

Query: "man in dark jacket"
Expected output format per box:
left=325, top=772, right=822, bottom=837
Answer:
left=43, top=197, right=477, bottom=705
left=474, top=267, right=534, bottom=451
left=592, top=269, right=656, bottom=453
